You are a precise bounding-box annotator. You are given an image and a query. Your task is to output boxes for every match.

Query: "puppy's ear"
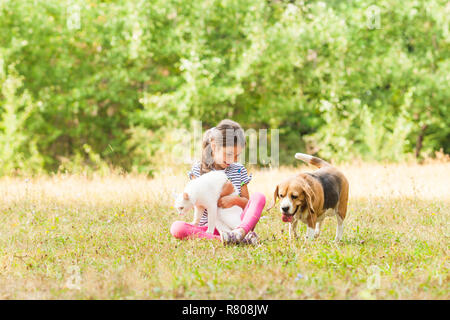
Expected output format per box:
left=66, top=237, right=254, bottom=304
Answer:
left=183, top=192, right=189, bottom=200
left=304, top=185, right=316, bottom=228
left=267, top=185, right=279, bottom=211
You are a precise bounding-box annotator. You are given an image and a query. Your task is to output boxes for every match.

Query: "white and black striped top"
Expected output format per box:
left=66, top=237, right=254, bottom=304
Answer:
left=187, top=162, right=252, bottom=226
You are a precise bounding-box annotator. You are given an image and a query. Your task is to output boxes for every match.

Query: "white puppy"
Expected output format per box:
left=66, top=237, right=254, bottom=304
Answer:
left=174, top=171, right=242, bottom=234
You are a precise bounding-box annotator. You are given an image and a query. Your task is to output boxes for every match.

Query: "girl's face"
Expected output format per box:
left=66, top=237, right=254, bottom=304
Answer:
left=211, top=141, right=242, bottom=169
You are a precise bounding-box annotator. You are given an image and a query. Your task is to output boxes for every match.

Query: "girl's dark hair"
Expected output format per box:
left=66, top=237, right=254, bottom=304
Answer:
left=200, top=119, right=245, bottom=174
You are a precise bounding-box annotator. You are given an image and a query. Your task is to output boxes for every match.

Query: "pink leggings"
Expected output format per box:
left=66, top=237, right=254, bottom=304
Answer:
left=170, top=192, right=266, bottom=241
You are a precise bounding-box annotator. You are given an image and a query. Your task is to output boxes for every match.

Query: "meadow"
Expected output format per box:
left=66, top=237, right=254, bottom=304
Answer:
left=0, top=161, right=448, bottom=299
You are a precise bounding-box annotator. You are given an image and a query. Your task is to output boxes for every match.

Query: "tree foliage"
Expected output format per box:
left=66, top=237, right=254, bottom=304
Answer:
left=0, top=0, right=448, bottom=174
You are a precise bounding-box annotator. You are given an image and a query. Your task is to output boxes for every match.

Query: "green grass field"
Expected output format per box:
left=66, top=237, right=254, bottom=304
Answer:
left=0, top=162, right=448, bottom=299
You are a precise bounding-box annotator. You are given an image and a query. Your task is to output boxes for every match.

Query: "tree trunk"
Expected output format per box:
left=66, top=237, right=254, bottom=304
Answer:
left=415, top=124, right=428, bottom=158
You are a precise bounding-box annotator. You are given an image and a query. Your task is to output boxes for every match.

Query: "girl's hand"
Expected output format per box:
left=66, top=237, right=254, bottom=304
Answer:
left=218, top=195, right=236, bottom=208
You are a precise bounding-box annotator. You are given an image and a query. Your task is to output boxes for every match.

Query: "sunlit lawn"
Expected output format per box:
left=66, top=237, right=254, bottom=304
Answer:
left=0, top=162, right=448, bottom=299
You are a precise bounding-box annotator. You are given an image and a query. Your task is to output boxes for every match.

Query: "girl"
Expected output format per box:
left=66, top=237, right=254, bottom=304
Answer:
left=170, top=119, right=266, bottom=245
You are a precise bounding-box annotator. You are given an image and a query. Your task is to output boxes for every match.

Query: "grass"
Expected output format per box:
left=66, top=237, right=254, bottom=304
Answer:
left=0, top=162, right=449, bottom=299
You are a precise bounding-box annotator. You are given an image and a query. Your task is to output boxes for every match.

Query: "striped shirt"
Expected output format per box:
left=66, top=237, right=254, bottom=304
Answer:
left=187, top=162, right=252, bottom=226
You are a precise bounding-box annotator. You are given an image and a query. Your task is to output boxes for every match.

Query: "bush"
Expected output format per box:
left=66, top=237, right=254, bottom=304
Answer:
left=0, top=0, right=448, bottom=175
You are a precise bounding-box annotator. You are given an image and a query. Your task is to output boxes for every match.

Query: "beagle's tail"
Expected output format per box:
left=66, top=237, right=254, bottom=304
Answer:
left=295, top=153, right=331, bottom=168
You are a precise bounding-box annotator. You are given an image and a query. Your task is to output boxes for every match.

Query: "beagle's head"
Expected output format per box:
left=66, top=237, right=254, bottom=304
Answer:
left=272, top=177, right=315, bottom=223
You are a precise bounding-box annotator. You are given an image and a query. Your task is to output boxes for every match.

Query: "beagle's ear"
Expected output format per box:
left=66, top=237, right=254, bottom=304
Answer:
left=267, top=185, right=279, bottom=211
left=303, top=185, right=315, bottom=215
left=183, top=192, right=189, bottom=200
left=303, top=185, right=316, bottom=228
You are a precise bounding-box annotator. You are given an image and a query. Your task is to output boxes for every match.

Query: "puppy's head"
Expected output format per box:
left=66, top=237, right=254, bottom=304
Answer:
left=272, top=177, right=315, bottom=223
left=174, top=192, right=194, bottom=215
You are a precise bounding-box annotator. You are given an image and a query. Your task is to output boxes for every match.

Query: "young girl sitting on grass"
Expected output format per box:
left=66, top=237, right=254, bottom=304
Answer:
left=170, top=119, right=266, bottom=245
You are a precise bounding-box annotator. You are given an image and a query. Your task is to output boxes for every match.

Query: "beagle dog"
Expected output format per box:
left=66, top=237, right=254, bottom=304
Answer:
left=270, top=153, right=349, bottom=242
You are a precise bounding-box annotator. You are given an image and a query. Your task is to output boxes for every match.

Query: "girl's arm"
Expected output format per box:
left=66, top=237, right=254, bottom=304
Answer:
left=234, top=184, right=249, bottom=209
